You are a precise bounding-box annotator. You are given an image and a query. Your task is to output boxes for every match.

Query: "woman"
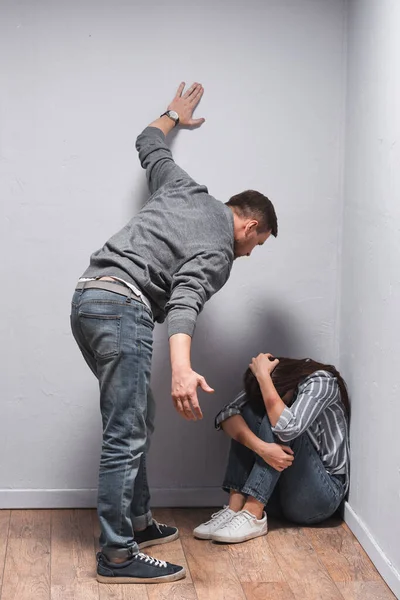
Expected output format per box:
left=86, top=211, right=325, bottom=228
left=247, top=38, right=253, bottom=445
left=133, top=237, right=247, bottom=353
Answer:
left=194, top=354, right=350, bottom=543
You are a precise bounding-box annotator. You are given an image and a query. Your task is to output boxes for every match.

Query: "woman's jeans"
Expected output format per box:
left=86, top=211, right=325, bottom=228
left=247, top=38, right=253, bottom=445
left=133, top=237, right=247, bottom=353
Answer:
left=70, top=287, right=155, bottom=559
left=223, top=403, right=346, bottom=524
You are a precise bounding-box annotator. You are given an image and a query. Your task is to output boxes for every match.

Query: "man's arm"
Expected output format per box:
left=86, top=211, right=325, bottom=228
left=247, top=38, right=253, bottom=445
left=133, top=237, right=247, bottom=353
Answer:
left=135, top=82, right=205, bottom=195
left=169, top=333, right=214, bottom=421
left=167, top=251, right=232, bottom=421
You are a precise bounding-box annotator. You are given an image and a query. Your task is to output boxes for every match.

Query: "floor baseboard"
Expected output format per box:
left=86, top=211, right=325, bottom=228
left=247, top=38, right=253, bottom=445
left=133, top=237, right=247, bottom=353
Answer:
left=344, top=501, right=400, bottom=598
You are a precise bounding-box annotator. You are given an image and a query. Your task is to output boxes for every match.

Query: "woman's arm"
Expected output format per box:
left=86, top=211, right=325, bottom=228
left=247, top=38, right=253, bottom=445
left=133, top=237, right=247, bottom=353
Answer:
left=272, top=373, right=339, bottom=442
left=222, top=414, right=264, bottom=453
left=222, top=414, right=294, bottom=472
left=249, top=354, right=287, bottom=426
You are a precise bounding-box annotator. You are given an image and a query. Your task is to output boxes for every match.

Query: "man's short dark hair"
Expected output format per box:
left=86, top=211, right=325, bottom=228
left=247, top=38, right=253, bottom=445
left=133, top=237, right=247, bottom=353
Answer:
left=225, top=190, right=278, bottom=237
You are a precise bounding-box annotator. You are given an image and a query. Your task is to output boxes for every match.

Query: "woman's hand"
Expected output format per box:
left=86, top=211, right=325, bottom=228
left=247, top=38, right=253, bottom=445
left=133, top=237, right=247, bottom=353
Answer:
left=249, top=353, right=279, bottom=383
left=258, top=441, right=294, bottom=472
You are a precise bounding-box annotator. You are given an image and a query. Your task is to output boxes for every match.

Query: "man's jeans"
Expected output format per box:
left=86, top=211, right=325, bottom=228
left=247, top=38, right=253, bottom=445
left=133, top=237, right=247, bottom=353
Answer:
left=70, top=287, right=155, bottom=559
left=223, top=403, right=346, bottom=524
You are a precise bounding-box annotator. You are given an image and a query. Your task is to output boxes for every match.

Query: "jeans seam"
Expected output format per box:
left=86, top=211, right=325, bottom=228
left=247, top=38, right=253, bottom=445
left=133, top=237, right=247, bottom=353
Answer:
left=117, top=336, right=142, bottom=540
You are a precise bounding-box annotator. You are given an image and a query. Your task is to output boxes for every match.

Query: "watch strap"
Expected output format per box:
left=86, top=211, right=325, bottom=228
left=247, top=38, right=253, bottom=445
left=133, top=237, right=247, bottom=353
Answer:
left=160, top=110, right=180, bottom=126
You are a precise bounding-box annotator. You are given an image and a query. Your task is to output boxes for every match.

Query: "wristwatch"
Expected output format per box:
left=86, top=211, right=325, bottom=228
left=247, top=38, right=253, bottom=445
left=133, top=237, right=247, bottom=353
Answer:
left=160, top=110, right=180, bottom=126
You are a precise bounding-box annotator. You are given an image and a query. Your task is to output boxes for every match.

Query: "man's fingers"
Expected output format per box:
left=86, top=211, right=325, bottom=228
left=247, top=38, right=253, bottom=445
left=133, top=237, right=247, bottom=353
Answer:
left=187, top=389, right=203, bottom=420
left=181, top=396, right=196, bottom=420
left=175, top=82, right=185, bottom=98
left=189, top=392, right=203, bottom=420
left=183, top=82, right=198, bottom=99
left=189, top=85, right=204, bottom=105
left=173, top=395, right=193, bottom=420
left=173, top=397, right=188, bottom=420
left=281, top=445, right=294, bottom=455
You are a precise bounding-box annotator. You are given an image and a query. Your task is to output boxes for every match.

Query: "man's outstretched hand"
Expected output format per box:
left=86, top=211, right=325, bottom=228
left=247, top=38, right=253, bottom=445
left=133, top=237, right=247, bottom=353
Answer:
left=148, top=82, right=205, bottom=135
left=171, top=367, right=214, bottom=421
left=167, top=82, right=205, bottom=127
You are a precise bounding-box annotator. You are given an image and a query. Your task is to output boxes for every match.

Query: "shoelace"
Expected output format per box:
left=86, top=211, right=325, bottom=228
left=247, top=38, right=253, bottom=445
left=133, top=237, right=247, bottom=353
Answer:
left=135, top=552, right=167, bottom=568
left=204, top=506, right=230, bottom=526
left=152, top=519, right=169, bottom=535
left=219, top=511, right=253, bottom=531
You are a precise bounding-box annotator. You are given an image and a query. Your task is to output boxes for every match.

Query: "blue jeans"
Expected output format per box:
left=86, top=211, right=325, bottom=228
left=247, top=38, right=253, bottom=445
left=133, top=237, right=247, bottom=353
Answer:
left=223, top=403, right=345, bottom=524
left=70, top=287, right=155, bottom=559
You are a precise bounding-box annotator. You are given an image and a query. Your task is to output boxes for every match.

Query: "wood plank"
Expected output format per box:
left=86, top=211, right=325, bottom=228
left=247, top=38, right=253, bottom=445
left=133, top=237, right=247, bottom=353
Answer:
left=147, top=582, right=198, bottom=600
left=0, top=510, right=11, bottom=591
left=1, top=510, right=51, bottom=600
left=8, top=509, right=50, bottom=539
left=51, top=509, right=98, bottom=600
left=228, top=536, right=286, bottom=583
left=98, top=583, right=149, bottom=600
left=178, top=534, right=246, bottom=600
left=267, top=521, right=344, bottom=600
left=304, top=519, right=381, bottom=582
left=242, top=582, right=296, bottom=600
left=336, top=581, right=397, bottom=600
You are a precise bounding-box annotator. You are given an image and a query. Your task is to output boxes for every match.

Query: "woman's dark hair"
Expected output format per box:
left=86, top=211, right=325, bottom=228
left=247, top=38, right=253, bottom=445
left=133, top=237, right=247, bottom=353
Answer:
left=244, top=357, right=350, bottom=416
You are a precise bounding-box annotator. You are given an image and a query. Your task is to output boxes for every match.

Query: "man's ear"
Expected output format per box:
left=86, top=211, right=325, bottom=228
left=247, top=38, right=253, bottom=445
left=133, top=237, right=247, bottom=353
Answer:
left=245, top=220, right=259, bottom=236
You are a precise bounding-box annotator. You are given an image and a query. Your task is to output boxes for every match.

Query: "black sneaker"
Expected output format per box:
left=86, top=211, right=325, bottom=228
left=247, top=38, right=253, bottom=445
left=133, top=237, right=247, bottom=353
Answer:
left=96, top=551, right=185, bottom=584
left=134, top=519, right=179, bottom=549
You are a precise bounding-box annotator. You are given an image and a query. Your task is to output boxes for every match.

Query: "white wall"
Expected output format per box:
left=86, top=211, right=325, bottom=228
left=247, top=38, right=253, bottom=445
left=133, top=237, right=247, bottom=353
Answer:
left=1, top=0, right=347, bottom=507
left=340, top=0, right=400, bottom=594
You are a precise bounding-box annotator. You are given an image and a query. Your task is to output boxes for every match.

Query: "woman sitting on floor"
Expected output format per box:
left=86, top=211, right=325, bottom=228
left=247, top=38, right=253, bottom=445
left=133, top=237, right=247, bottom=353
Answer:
left=194, top=353, right=350, bottom=543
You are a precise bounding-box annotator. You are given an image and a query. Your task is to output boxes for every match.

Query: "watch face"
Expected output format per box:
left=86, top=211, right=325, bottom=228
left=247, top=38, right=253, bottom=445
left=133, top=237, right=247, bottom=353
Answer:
left=168, top=110, right=179, bottom=121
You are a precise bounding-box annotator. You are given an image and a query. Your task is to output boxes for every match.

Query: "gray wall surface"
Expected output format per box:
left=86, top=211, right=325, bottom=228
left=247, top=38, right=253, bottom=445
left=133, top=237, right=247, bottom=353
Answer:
left=1, top=0, right=347, bottom=507
left=339, top=0, right=400, bottom=593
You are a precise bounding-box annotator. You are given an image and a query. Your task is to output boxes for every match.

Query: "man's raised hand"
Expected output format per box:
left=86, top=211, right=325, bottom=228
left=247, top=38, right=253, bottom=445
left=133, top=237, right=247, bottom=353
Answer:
left=167, top=82, right=205, bottom=127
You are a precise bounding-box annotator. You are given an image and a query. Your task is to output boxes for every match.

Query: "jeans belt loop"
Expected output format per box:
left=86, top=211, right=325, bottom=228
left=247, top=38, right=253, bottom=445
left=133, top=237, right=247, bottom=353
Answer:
left=79, top=280, right=88, bottom=296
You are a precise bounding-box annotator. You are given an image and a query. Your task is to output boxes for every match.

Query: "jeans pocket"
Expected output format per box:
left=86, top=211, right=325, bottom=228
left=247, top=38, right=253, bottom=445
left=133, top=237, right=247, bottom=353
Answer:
left=79, top=312, right=121, bottom=359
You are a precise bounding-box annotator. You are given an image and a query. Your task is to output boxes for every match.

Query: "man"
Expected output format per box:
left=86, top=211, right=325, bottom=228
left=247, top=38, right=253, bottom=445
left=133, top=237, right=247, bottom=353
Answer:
left=70, top=82, right=278, bottom=584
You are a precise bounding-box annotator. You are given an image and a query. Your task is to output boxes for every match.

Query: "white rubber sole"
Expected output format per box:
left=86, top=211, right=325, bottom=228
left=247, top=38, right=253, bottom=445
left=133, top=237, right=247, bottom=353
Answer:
left=97, top=566, right=186, bottom=584
left=211, top=528, right=268, bottom=544
left=137, top=530, right=179, bottom=549
left=193, top=530, right=212, bottom=540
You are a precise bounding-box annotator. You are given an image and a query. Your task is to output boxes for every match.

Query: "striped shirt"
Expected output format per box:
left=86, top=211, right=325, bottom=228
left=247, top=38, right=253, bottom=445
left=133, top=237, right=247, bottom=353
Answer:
left=215, top=370, right=350, bottom=491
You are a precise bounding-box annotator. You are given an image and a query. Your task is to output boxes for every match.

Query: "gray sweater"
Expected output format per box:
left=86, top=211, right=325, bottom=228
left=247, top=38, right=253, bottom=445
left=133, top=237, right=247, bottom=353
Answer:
left=81, top=127, right=235, bottom=338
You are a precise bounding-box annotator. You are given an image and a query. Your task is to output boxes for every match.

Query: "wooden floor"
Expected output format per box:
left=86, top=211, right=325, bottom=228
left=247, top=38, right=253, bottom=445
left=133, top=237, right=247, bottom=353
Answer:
left=0, top=508, right=395, bottom=600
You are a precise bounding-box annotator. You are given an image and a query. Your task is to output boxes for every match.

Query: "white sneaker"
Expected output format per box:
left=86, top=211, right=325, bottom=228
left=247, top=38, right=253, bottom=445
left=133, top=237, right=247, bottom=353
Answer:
left=193, top=506, right=236, bottom=540
left=211, top=509, right=268, bottom=543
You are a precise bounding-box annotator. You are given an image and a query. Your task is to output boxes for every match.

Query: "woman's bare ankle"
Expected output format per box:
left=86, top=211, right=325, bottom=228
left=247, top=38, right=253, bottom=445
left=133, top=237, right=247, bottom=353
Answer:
left=243, top=496, right=265, bottom=520
left=228, top=490, right=246, bottom=512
